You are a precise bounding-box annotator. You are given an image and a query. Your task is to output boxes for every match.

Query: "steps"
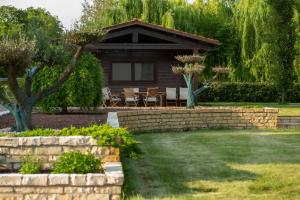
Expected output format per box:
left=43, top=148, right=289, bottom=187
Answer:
left=277, top=117, right=300, bottom=128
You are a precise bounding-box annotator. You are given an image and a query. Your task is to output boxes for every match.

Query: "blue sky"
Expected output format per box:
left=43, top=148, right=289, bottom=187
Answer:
left=0, top=0, right=195, bottom=30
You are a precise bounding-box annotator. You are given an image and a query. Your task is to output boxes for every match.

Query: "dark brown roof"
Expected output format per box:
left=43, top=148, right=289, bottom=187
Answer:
left=104, top=19, right=221, bottom=46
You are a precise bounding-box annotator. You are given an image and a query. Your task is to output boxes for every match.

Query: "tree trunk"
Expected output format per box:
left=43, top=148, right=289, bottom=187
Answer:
left=185, top=76, right=195, bottom=109
left=281, top=90, right=287, bottom=104
left=10, top=104, right=33, bottom=132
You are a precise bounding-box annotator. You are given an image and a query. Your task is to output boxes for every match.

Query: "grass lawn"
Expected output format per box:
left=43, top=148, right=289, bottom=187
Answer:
left=123, top=129, right=300, bottom=200
left=199, top=102, right=300, bottom=116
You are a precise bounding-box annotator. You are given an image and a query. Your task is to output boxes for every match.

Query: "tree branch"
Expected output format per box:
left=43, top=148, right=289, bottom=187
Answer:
left=34, top=46, right=83, bottom=102
left=24, top=65, right=43, bottom=97
left=7, top=66, right=26, bottom=105
left=0, top=90, right=14, bottom=112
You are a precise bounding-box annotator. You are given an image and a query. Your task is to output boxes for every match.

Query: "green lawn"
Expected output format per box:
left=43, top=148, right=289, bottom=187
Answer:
left=199, top=102, right=300, bottom=116
left=123, top=129, right=300, bottom=200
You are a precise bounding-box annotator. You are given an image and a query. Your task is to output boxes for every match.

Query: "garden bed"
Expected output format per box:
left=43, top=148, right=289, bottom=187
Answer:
left=0, top=135, right=123, bottom=199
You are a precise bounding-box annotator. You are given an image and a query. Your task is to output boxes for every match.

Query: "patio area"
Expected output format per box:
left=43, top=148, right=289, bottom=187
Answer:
left=102, top=87, right=189, bottom=107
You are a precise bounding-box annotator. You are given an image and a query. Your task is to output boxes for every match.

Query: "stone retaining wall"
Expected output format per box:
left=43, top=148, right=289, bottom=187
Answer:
left=0, top=136, right=119, bottom=170
left=0, top=162, right=123, bottom=200
left=116, top=107, right=278, bottom=132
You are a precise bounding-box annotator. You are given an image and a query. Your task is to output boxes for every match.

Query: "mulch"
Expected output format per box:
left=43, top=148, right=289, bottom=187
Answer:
left=0, top=112, right=109, bottom=129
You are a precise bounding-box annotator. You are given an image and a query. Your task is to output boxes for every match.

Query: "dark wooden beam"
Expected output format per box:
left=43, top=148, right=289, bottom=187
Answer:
left=132, top=32, right=139, bottom=43
left=136, top=28, right=215, bottom=51
left=86, top=43, right=197, bottom=50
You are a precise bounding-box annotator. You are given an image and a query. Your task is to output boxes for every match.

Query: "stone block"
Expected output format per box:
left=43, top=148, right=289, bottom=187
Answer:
left=0, top=138, right=19, bottom=147
left=87, top=174, right=107, bottom=186
left=110, top=194, right=121, bottom=200
left=64, top=187, right=93, bottom=193
left=22, top=174, right=48, bottom=186
left=40, top=137, right=59, bottom=145
left=48, top=194, right=72, bottom=200
left=70, top=174, right=86, bottom=186
left=19, top=137, right=41, bottom=146
left=87, top=194, right=109, bottom=200
left=0, top=194, right=23, bottom=200
left=9, top=147, right=33, bottom=155
left=106, top=174, right=124, bottom=185
left=49, top=174, right=69, bottom=185
left=34, top=146, right=62, bottom=155
left=24, top=194, right=47, bottom=200
left=72, top=194, right=88, bottom=200
left=0, top=187, right=13, bottom=193
left=0, top=174, right=22, bottom=186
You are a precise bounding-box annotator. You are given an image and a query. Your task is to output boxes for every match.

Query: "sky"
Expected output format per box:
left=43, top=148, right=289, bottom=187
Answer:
left=0, top=0, right=194, bottom=30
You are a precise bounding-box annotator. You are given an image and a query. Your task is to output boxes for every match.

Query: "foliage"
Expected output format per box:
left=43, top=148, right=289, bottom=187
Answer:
left=19, top=155, right=42, bottom=174
left=21, top=128, right=56, bottom=137
left=33, top=52, right=104, bottom=112
left=199, top=82, right=300, bottom=103
left=51, top=151, right=101, bottom=174
left=267, top=0, right=296, bottom=103
left=0, top=36, right=36, bottom=70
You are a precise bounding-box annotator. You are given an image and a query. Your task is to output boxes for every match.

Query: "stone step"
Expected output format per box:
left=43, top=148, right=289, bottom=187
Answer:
left=277, top=122, right=300, bottom=128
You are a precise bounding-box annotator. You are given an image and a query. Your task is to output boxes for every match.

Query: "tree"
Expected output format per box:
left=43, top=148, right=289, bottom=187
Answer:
left=0, top=31, right=104, bottom=131
left=267, top=0, right=297, bottom=103
left=172, top=55, right=229, bottom=109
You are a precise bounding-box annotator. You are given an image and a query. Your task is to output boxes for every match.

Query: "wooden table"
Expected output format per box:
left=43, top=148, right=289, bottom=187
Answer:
left=121, top=92, right=166, bottom=107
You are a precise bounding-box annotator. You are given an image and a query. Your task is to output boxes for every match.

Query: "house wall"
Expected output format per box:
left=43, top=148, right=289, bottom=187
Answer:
left=96, top=49, right=189, bottom=93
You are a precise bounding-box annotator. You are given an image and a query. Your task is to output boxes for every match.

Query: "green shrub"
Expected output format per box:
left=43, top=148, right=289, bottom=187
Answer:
left=21, top=129, right=57, bottom=137
left=33, top=52, right=104, bottom=112
left=51, top=151, right=100, bottom=174
left=198, top=82, right=300, bottom=102
left=19, top=155, right=42, bottom=174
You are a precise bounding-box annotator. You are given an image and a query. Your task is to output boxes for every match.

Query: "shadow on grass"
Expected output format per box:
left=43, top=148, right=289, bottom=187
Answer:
left=122, top=130, right=300, bottom=199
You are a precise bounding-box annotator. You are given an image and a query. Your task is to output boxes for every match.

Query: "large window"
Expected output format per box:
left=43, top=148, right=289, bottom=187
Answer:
left=112, top=63, right=131, bottom=81
left=134, top=63, right=154, bottom=81
left=111, top=62, right=155, bottom=82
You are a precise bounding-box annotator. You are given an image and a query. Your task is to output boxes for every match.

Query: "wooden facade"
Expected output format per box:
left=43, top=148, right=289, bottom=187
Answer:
left=87, top=19, right=220, bottom=93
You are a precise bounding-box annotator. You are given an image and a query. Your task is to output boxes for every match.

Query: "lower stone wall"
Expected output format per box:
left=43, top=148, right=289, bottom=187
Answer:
left=117, top=107, right=278, bottom=132
left=0, top=162, right=123, bottom=200
left=0, top=136, right=119, bottom=170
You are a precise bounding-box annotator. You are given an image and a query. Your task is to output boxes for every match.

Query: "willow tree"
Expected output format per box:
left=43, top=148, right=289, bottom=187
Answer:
left=267, top=0, right=296, bottom=103
left=172, top=55, right=229, bottom=109
left=0, top=31, right=104, bottom=131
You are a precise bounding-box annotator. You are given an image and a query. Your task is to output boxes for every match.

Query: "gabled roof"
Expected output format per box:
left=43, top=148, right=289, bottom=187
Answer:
left=104, top=19, right=221, bottom=46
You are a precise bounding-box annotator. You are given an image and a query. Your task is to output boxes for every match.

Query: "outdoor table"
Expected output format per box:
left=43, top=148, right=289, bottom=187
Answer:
left=121, top=92, right=166, bottom=107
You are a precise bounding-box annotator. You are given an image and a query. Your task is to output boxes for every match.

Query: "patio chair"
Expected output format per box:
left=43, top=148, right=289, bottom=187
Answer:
left=166, top=88, right=177, bottom=106
left=123, top=88, right=139, bottom=107
left=102, top=87, right=121, bottom=107
left=143, top=87, right=159, bottom=107
left=179, top=87, right=188, bottom=106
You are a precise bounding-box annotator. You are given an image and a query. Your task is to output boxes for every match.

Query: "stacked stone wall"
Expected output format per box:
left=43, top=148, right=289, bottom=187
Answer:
left=117, top=107, right=278, bottom=132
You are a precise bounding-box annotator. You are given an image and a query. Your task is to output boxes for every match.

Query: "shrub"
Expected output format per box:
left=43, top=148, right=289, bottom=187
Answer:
left=33, top=52, right=104, bottom=112
left=21, top=129, right=56, bottom=137
left=19, top=155, right=42, bottom=174
left=51, top=151, right=100, bottom=174
left=198, top=82, right=300, bottom=103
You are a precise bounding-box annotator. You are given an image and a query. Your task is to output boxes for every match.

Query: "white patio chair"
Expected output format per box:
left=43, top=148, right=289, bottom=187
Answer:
left=179, top=87, right=188, bottom=106
left=102, top=87, right=121, bottom=107
left=166, top=88, right=177, bottom=106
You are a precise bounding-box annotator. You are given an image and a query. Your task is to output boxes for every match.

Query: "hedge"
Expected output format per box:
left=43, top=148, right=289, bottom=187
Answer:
left=198, top=82, right=300, bottom=102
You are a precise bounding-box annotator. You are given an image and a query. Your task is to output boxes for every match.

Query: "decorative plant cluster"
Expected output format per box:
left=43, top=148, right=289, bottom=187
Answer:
left=172, top=54, right=229, bottom=109
left=5, top=124, right=142, bottom=159
left=51, top=151, right=101, bottom=174
left=19, top=155, right=43, bottom=174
